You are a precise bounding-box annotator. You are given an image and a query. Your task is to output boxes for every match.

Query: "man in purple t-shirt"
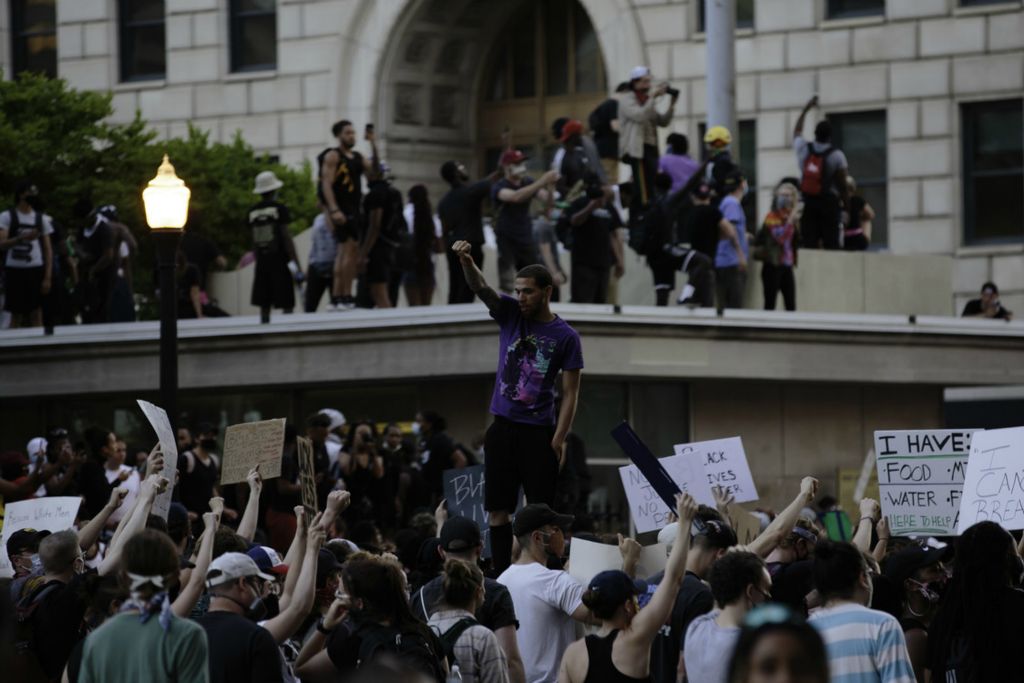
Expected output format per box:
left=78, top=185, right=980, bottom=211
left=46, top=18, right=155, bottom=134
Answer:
left=451, top=239, right=583, bottom=575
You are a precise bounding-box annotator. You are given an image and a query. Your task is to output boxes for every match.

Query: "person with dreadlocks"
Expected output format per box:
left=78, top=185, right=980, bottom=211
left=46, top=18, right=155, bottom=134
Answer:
left=451, top=241, right=583, bottom=577
left=78, top=530, right=208, bottom=682
left=926, top=521, right=1024, bottom=682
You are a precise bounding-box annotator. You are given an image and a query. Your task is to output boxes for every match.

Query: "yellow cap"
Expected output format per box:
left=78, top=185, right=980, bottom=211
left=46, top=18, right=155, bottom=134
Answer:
left=703, top=125, right=732, bottom=146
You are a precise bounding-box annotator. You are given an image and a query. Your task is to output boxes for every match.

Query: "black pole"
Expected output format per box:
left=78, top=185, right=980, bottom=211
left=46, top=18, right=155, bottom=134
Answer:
left=155, top=230, right=182, bottom=429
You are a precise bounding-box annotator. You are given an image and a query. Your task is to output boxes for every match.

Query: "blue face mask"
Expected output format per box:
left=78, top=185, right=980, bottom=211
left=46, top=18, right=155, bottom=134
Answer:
left=30, top=553, right=43, bottom=573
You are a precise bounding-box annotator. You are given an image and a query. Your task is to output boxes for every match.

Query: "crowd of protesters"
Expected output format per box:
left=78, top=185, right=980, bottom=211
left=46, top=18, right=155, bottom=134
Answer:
left=3, top=413, right=1023, bottom=683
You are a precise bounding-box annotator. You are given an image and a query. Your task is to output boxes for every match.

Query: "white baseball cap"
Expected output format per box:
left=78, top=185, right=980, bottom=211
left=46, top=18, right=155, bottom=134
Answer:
left=657, top=522, right=679, bottom=548
left=253, top=170, right=284, bottom=195
left=206, top=552, right=275, bottom=587
left=26, top=437, right=47, bottom=458
left=629, top=66, right=651, bottom=80
left=319, top=408, right=347, bottom=431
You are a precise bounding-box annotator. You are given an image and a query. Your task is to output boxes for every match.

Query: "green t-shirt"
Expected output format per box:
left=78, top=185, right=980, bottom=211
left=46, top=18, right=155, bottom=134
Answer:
left=79, top=612, right=209, bottom=683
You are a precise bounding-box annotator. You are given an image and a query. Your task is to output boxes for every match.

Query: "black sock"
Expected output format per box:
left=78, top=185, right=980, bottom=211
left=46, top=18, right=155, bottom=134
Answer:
left=656, top=289, right=669, bottom=306
left=489, top=523, right=513, bottom=576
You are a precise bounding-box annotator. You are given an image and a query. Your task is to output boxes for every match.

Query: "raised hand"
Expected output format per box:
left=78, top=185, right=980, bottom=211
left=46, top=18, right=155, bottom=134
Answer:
left=859, top=497, right=881, bottom=522
left=800, top=476, right=819, bottom=503
left=712, top=485, right=735, bottom=512
left=108, top=487, right=129, bottom=509
left=618, top=532, right=642, bottom=565
left=209, top=496, right=224, bottom=520
left=326, top=490, right=350, bottom=514
left=676, top=492, right=698, bottom=524
left=246, top=465, right=262, bottom=494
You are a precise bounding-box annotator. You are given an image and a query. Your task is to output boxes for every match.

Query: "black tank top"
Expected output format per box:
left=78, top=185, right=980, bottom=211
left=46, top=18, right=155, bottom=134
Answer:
left=178, top=451, right=219, bottom=513
left=317, top=147, right=364, bottom=217
left=583, top=630, right=651, bottom=683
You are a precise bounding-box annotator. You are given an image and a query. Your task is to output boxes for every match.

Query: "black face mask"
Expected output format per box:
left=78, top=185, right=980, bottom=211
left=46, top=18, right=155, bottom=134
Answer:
left=25, top=195, right=43, bottom=212
left=200, top=438, right=218, bottom=451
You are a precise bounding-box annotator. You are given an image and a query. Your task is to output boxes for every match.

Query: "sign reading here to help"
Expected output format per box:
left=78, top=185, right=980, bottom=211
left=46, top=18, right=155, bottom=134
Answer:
left=673, top=437, right=759, bottom=504
left=874, top=429, right=978, bottom=537
left=0, top=496, right=83, bottom=578
left=958, top=427, right=1024, bottom=534
left=442, top=464, right=522, bottom=559
left=619, top=453, right=714, bottom=534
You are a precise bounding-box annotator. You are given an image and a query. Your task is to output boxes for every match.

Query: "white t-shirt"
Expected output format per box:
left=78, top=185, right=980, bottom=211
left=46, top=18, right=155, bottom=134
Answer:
left=684, top=612, right=739, bottom=683
left=104, top=464, right=141, bottom=524
left=0, top=209, right=54, bottom=269
left=497, top=562, right=583, bottom=683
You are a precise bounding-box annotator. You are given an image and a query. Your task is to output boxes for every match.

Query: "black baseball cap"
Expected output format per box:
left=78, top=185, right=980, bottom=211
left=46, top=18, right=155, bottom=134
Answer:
left=586, top=569, right=648, bottom=610
left=882, top=545, right=953, bottom=584
left=7, top=529, right=51, bottom=556
left=693, top=518, right=739, bottom=549
left=440, top=516, right=482, bottom=553
left=512, top=504, right=574, bottom=537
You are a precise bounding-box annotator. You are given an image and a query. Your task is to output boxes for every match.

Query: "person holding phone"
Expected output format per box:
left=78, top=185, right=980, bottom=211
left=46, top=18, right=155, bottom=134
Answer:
left=317, top=121, right=379, bottom=310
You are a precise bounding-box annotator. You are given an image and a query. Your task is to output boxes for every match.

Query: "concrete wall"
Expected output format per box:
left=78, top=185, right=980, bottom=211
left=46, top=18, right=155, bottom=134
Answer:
left=209, top=225, right=955, bottom=316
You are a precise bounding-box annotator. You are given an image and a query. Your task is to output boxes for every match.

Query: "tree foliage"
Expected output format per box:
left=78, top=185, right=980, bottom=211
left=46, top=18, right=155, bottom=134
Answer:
left=0, top=72, right=317, bottom=299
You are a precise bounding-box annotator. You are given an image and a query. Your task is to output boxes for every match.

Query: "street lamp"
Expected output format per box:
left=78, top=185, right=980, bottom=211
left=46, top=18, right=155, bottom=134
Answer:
left=143, top=155, right=191, bottom=426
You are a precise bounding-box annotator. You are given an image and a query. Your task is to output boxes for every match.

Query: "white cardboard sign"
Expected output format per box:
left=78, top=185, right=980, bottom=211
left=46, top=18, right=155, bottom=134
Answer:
left=874, top=429, right=978, bottom=536
left=619, top=452, right=714, bottom=534
left=137, top=399, right=179, bottom=519
left=673, top=436, right=759, bottom=503
left=958, top=427, right=1024, bottom=534
left=0, top=496, right=83, bottom=578
left=567, top=537, right=668, bottom=588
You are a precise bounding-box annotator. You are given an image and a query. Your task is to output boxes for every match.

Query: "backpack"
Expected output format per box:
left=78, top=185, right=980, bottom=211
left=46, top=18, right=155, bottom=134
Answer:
left=356, top=623, right=446, bottom=683
left=436, top=616, right=479, bottom=669
left=629, top=197, right=670, bottom=257
left=12, top=581, right=62, bottom=683
left=799, top=145, right=836, bottom=197
left=7, top=208, right=43, bottom=264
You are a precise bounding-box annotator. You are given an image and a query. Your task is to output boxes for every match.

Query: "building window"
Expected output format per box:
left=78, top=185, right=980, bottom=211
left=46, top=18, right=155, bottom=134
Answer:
left=962, top=99, right=1024, bottom=244
left=826, top=0, right=885, bottom=20
left=230, top=0, right=277, bottom=72
left=10, top=0, right=57, bottom=78
left=698, top=0, right=755, bottom=32
left=829, top=110, right=888, bottom=247
left=119, top=0, right=166, bottom=81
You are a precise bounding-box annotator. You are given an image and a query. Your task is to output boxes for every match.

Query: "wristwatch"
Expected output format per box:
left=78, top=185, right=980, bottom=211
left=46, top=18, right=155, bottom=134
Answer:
left=316, top=617, right=336, bottom=635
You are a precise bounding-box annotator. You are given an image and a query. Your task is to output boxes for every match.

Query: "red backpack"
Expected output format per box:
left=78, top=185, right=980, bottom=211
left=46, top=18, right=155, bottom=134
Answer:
left=800, top=146, right=835, bottom=197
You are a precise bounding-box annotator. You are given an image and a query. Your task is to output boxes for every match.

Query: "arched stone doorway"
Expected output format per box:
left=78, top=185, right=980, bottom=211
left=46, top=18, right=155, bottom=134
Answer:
left=330, top=0, right=644, bottom=193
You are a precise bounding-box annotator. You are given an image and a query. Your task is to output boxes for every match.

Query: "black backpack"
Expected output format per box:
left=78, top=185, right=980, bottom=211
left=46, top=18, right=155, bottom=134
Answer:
left=13, top=581, right=62, bottom=683
left=355, top=623, right=446, bottom=683
left=629, top=197, right=671, bottom=256
left=436, top=616, right=479, bottom=669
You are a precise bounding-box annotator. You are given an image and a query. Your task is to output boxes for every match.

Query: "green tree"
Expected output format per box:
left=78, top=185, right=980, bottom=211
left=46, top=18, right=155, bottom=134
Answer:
left=0, top=72, right=317, bottom=314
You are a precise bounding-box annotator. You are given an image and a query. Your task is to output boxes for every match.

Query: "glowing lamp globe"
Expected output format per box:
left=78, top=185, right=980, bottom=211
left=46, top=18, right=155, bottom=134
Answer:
left=143, top=155, right=191, bottom=230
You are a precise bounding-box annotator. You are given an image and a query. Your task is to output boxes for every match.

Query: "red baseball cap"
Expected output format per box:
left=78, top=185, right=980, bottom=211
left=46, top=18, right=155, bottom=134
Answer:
left=500, top=149, right=528, bottom=166
left=560, top=119, right=584, bottom=143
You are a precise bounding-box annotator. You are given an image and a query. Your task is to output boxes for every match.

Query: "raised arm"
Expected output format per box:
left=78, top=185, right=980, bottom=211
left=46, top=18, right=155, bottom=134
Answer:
left=852, top=498, right=879, bottom=552
left=628, top=493, right=698, bottom=641
left=263, top=524, right=326, bottom=644
left=174, top=510, right=218, bottom=617
left=319, top=490, right=351, bottom=542
left=236, top=465, right=263, bottom=543
left=280, top=507, right=310, bottom=610
left=100, top=474, right=167, bottom=575
left=745, top=477, right=818, bottom=558
left=451, top=240, right=501, bottom=313
left=497, top=170, right=560, bottom=204
left=872, top=516, right=890, bottom=563
left=794, top=95, right=817, bottom=141
left=77, top=487, right=128, bottom=551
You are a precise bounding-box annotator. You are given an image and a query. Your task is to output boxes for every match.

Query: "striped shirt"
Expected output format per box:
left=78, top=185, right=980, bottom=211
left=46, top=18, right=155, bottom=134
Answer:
left=808, top=603, right=915, bottom=683
left=428, top=608, right=510, bottom=683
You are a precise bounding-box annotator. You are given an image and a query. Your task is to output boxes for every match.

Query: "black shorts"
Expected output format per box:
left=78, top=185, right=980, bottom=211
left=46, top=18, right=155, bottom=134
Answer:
left=484, top=416, right=558, bottom=512
left=365, top=244, right=392, bottom=284
left=3, top=266, right=44, bottom=313
left=333, top=213, right=361, bottom=243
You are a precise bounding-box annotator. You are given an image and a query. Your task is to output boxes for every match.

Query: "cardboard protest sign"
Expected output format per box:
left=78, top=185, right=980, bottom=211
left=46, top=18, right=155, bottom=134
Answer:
left=0, top=496, right=82, bottom=578
left=296, top=437, right=318, bottom=518
left=673, top=437, right=759, bottom=503
left=442, top=465, right=522, bottom=559
left=727, top=506, right=763, bottom=546
left=874, top=429, right=978, bottom=536
left=220, top=418, right=286, bottom=485
left=137, top=400, right=179, bottom=519
left=958, top=427, right=1024, bottom=534
left=619, top=453, right=714, bottom=534
left=567, top=537, right=668, bottom=588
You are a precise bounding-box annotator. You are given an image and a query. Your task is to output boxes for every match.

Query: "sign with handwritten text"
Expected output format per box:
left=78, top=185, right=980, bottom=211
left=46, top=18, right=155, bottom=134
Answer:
left=0, top=497, right=82, bottom=578
left=875, top=429, right=978, bottom=536
left=137, top=400, right=179, bottom=519
left=673, top=437, right=759, bottom=504
left=958, top=427, right=1024, bottom=534
left=442, top=465, right=522, bottom=558
left=220, top=418, right=286, bottom=485
left=619, top=453, right=714, bottom=534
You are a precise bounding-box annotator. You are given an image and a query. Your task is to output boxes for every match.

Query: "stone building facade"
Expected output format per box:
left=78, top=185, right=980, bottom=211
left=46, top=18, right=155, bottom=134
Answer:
left=2, top=0, right=1023, bottom=314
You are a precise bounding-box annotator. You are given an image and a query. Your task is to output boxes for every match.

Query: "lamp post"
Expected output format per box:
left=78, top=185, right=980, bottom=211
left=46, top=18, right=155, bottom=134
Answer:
left=142, top=155, right=191, bottom=425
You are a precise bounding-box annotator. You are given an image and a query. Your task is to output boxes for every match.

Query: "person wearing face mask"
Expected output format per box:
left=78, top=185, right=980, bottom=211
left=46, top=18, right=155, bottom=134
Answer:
left=199, top=551, right=286, bottom=683
left=713, top=170, right=750, bottom=311
left=491, top=149, right=559, bottom=293
left=753, top=182, right=801, bottom=311
left=808, top=540, right=915, bottom=683
left=0, top=181, right=54, bottom=328
left=77, top=530, right=208, bottom=683
left=177, top=422, right=226, bottom=517
left=684, top=552, right=772, bottom=683
left=497, top=504, right=609, bottom=683
left=881, top=545, right=952, bottom=682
